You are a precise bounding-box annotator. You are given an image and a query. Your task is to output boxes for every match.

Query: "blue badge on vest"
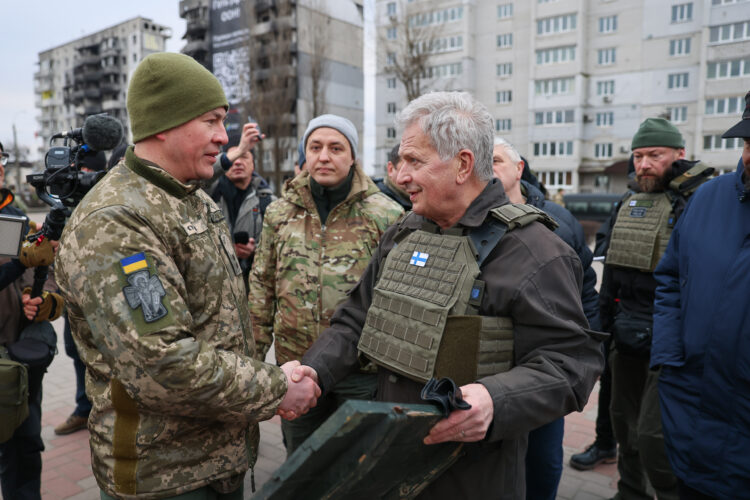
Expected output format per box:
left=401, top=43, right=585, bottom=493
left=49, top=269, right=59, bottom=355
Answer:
left=410, top=251, right=429, bottom=267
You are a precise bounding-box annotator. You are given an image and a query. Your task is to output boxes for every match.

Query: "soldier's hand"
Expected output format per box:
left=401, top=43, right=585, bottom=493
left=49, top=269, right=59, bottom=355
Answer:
left=277, top=361, right=321, bottom=420
left=19, top=236, right=56, bottom=268
left=22, top=287, right=64, bottom=322
left=423, top=383, right=494, bottom=444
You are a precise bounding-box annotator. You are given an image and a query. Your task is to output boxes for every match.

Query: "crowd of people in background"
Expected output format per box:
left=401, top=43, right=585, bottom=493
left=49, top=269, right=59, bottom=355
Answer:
left=0, top=50, right=748, bottom=500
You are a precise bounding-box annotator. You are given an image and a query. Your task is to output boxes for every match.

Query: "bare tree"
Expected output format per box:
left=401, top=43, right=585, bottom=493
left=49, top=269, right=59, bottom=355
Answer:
left=379, top=1, right=439, bottom=102
left=306, top=2, right=331, bottom=117
left=242, top=0, right=298, bottom=194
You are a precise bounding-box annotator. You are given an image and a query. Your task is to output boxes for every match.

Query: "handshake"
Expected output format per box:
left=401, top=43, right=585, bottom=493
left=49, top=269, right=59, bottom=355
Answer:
left=277, top=361, right=320, bottom=420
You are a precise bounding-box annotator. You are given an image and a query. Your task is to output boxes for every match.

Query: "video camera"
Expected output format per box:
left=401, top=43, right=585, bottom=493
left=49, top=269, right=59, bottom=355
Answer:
left=20, top=114, right=123, bottom=295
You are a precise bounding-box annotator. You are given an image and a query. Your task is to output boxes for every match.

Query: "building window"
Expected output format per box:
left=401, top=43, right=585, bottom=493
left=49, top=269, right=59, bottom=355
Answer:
left=386, top=127, right=397, bottom=139
left=671, top=3, right=693, bottom=23
left=409, top=6, right=463, bottom=27
left=496, top=90, right=513, bottom=103
left=535, top=77, right=574, bottom=96
left=387, top=27, right=397, bottom=40
left=387, top=102, right=397, bottom=113
left=387, top=2, right=396, bottom=16
left=707, top=58, right=750, bottom=79
left=598, top=15, right=618, bottom=33
left=596, top=111, right=614, bottom=127
left=667, top=106, right=688, bottom=123
left=709, top=21, right=750, bottom=43
left=538, top=170, right=574, bottom=189
left=597, top=80, right=615, bottom=96
left=496, top=62, right=513, bottom=77
left=669, top=37, right=691, bottom=56
left=419, top=35, right=463, bottom=54
left=535, top=109, right=575, bottom=125
left=423, top=62, right=463, bottom=78
left=497, top=33, right=513, bottom=48
left=712, top=0, right=750, bottom=5
left=705, top=96, right=744, bottom=115
left=386, top=52, right=396, bottom=65
left=538, top=0, right=560, bottom=3
left=597, top=48, right=616, bottom=65
left=386, top=77, right=397, bottom=89
left=537, top=13, right=577, bottom=35
left=495, top=118, right=512, bottom=131
left=667, top=72, right=689, bottom=89
left=533, top=141, right=574, bottom=157
left=703, top=134, right=743, bottom=150
left=497, top=3, right=513, bottom=18
left=594, top=143, right=613, bottom=159
left=536, top=45, right=576, bottom=65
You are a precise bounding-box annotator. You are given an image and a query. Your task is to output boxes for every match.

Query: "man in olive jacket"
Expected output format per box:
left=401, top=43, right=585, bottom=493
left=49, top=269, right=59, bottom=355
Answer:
left=298, top=92, right=603, bottom=499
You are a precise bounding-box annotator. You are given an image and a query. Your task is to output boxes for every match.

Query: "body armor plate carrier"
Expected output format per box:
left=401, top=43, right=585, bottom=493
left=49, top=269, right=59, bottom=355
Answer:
left=358, top=204, right=557, bottom=386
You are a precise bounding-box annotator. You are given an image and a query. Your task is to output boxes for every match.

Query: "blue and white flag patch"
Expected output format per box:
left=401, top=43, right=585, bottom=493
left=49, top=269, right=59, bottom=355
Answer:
left=410, top=251, right=429, bottom=267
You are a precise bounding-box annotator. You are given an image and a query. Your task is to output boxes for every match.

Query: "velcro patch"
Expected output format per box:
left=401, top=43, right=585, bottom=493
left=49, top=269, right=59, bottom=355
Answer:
left=119, top=253, right=169, bottom=324
left=629, top=207, right=647, bottom=218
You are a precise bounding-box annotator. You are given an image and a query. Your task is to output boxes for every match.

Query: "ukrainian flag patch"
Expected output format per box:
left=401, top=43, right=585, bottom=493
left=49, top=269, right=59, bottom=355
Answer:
left=120, top=252, right=148, bottom=274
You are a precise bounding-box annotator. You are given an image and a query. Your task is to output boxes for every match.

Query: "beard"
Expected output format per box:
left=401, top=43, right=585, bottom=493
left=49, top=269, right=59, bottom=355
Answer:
left=636, top=172, right=668, bottom=192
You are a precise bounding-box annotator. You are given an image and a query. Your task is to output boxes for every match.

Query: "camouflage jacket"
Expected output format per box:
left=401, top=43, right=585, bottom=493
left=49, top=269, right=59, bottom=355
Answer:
left=55, top=147, right=287, bottom=499
left=249, top=164, right=403, bottom=364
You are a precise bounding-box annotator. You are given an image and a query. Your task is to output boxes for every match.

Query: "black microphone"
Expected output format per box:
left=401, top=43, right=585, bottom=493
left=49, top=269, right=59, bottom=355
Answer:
left=51, top=114, right=124, bottom=151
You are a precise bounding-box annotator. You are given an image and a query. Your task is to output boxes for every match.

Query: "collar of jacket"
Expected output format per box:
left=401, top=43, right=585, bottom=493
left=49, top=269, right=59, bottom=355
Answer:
left=283, top=162, right=380, bottom=210
left=403, top=179, right=509, bottom=231
left=125, top=146, right=199, bottom=199
left=520, top=179, right=545, bottom=208
left=733, top=157, right=750, bottom=202
left=626, top=158, right=699, bottom=194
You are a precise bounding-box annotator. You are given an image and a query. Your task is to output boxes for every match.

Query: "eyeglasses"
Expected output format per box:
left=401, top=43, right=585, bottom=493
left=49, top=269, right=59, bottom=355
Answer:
left=0, top=153, right=8, bottom=166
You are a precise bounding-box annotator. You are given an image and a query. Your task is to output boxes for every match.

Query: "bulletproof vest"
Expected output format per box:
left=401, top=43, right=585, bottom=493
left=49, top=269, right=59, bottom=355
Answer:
left=358, top=204, right=555, bottom=386
left=606, top=162, right=713, bottom=272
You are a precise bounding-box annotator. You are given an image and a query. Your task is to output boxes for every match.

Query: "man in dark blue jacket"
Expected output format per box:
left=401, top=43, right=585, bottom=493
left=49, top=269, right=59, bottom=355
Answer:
left=493, top=137, right=601, bottom=500
left=652, top=91, right=750, bottom=500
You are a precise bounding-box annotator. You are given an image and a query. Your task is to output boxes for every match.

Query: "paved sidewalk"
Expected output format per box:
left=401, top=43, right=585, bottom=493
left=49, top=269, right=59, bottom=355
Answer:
left=6, top=317, right=616, bottom=500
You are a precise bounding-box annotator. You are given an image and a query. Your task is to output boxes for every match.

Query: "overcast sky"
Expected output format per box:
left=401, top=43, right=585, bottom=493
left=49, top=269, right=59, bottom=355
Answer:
left=0, top=2, right=184, bottom=160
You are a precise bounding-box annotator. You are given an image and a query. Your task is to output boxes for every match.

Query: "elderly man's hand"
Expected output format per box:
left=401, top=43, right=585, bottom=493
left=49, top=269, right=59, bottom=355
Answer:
left=277, top=361, right=321, bottom=420
left=423, top=383, right=494, bottom=444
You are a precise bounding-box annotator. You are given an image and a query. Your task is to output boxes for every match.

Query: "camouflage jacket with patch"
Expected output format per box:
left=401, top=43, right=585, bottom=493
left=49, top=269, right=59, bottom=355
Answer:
left=249, top=164, right=403, bottom=365
left=55, top=147, right=287, bottom=499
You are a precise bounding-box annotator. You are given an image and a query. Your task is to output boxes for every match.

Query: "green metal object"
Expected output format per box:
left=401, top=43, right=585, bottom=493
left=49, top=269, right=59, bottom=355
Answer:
left=251, top=400, right=463, bottom=500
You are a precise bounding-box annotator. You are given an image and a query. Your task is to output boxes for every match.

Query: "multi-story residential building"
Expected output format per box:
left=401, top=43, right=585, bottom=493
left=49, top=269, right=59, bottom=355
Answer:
left=180, top=0, right=212, bottom=70
left=374, top=0, right=750, bottom=193
left=34, top=17, right=171, bottom=156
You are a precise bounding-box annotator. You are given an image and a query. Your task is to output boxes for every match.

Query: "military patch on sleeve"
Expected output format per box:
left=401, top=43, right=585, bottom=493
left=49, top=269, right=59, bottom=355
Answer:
left=120, top=253, right=168, bottom=323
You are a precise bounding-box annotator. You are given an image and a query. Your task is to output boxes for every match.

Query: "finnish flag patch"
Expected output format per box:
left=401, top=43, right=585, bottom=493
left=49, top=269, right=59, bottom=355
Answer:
left=410, top=251, right=429, bottom=267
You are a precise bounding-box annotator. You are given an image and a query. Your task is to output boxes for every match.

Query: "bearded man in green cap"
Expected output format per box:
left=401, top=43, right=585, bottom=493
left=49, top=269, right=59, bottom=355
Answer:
left=55, top=52, right=320, bottom=500
left=598, top=117, right=713, bottom=500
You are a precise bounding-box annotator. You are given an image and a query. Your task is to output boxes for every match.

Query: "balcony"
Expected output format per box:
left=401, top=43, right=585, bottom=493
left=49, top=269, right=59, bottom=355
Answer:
left=102, top=99, right=126, bottom=112
left=84, top=70, right=103, bottom=83
left=101, top=46, right=121, bottom=58
left=73, top=54, right=101, bottom=68
left=84, top=88, right=101, bottom=99
left=185, top=18, right=209, bottom=37
left=183, top=39, right=210, bottom=55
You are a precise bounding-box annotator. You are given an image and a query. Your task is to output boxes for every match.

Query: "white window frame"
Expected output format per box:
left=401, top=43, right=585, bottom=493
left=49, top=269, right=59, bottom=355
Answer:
left=705, top=96, right=744, bottom=115
left=495, top=118, right=512, bottom=131
left=671, top=3, right=693, bottom=23
left=669, top=37, right=691, bottom=56
left=497, top=3, right=513, bottom=19
left=667, top=106, right=688, bottom=123
left=496, top=90, right=513, bottom=104
left=497, top=33, right=513, bottom=48
left=537, top=13, right=577, bottom=35
left=597, top=48, right=616, bottom=65
left=594, top=143, right=613, bottom=159
left=598, top=15, right=618, bottom=33
left=595, top=111, right=614, bottom=127
left=667, top=72, right=689, bottom=89
left=496, top=62, right=513, bottom=77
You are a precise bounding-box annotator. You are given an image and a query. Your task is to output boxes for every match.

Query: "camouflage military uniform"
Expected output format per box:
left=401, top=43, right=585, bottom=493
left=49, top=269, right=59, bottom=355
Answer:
left=249, top=164, right=403, bottom=364
left=55, top=147, right=288, bottom=499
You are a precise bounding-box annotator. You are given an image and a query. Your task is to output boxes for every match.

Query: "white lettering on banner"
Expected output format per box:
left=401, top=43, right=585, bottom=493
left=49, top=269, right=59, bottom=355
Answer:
left=212, top=0, right=241, bottom=10
left=220, top=7, right=241, bottom=22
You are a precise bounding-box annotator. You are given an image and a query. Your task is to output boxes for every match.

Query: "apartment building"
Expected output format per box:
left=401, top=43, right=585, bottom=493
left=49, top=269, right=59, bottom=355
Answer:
left=374, top=0, right=750, bottom=192
left=34, top=18, right=171, bottom=156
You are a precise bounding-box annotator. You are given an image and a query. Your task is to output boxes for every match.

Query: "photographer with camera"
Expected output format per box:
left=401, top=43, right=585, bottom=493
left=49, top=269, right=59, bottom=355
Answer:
left=208, top=121, right=274, bottom=289
left=0, top=140, right=62, bottom=500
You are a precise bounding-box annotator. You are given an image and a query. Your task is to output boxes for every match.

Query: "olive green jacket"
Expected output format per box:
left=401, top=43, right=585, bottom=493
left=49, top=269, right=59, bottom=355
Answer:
left=55, top=148, right=287, bottom=499
left=249, top=164, right=403, bottom=364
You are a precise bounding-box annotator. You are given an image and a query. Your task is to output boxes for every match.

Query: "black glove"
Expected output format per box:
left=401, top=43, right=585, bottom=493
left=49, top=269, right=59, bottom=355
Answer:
left=420, top=377, right=472, bottom=417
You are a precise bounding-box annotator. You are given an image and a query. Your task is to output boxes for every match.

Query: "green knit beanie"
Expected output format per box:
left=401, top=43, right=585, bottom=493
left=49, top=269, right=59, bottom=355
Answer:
left=631, top=118, right=685, bottom=150
left=127, top=53, right=228, bottom=143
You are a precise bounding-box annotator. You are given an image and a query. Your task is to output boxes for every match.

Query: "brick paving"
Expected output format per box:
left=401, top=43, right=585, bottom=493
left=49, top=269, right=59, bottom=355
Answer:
left=6, top=210, right=616, bottom=499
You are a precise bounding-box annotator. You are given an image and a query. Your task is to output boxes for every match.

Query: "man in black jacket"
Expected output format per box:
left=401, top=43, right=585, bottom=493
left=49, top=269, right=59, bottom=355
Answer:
left=493, top=137, right=602, bottom=499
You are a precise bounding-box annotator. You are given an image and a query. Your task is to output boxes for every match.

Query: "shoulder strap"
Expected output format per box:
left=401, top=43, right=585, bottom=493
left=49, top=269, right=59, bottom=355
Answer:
left=490, top=203, right=558, bottom=231
left=668, top=163, right=714, bottom=196
left=257, top=190, right=274, bottom=217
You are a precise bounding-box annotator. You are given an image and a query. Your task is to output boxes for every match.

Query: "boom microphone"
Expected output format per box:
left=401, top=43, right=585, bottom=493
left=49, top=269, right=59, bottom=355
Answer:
left=51, top=114, right=124, bottom=151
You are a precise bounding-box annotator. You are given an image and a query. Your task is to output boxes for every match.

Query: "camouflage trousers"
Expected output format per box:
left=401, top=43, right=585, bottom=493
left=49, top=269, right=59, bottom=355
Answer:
left=100, top=484, right=243, bottom=500
left=281, top=372, right=377, bottom=456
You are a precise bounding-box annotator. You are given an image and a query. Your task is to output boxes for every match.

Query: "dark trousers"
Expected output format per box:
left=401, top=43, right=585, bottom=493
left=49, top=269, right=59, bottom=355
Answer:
left=281, top=372, right=377, bottom=455
left=595, top=338, right=616, bottom=449
left=0, top=363, right=45, bottom=500
left=610, top=350, right=678, bottom=500
left=64, top=316, right=91, bottom=418
left=101, top=484, right=243, bottom=500
left=525, top=417, right=564, bottom=500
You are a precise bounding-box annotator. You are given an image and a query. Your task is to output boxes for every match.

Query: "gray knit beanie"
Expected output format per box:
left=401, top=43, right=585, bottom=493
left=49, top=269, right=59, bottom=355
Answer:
left=302, top=114, right=358, bottom=159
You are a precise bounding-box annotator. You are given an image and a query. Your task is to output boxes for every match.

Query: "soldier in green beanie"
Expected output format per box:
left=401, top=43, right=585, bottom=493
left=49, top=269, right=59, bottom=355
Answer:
left=596, top=116, right=713, bottom=500
left=56, top=52, right=320, bottom=499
